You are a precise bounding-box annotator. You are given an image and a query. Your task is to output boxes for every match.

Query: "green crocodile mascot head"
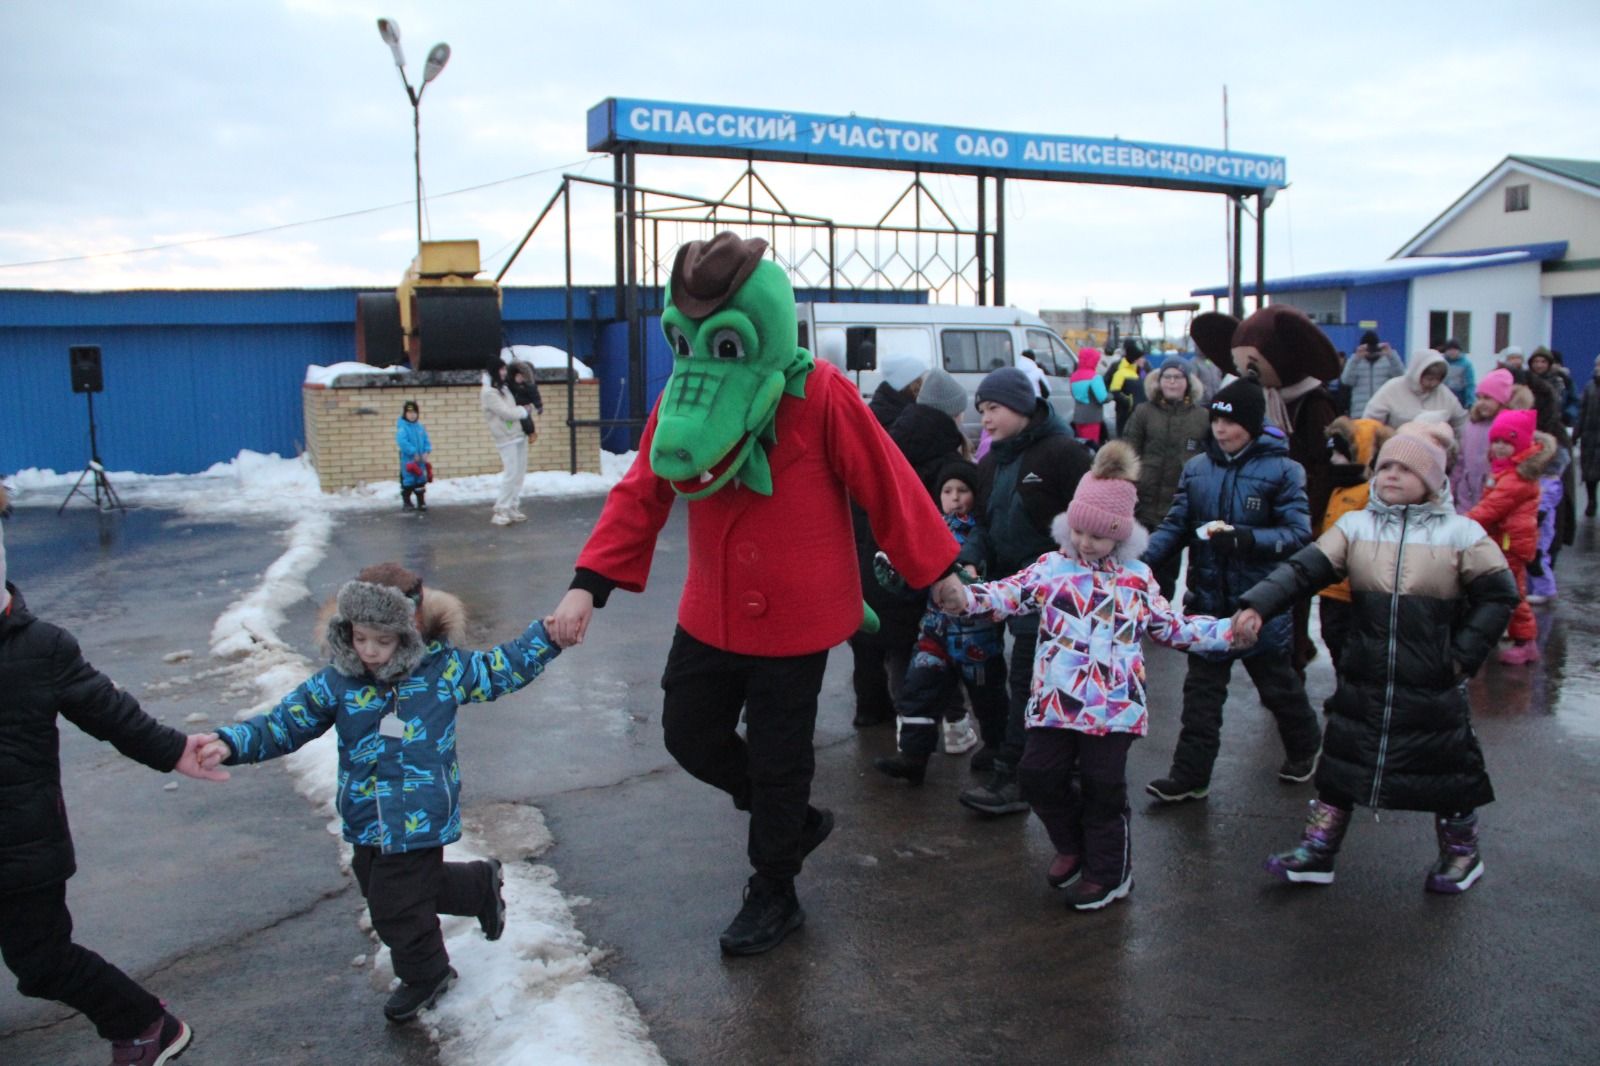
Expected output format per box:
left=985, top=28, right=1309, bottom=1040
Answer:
left=649, top=233, right=814, bottom=500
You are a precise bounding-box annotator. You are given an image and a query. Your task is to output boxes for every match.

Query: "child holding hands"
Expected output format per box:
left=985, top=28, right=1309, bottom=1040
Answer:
left=937, top=443, right=1242, bottom=911
left=196, top=564, right=564, bottom=1023
left=1233, top=431, right=1517, bottom=892
left=0, top=486, right=226, bottom=1065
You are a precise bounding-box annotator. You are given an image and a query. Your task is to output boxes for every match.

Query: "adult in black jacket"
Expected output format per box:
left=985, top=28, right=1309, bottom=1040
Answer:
left=848, top=370, right=969, bottom=727
left=0, top=502, right=222, bottom=1059
left=954, top=367, right=1092, bottom=815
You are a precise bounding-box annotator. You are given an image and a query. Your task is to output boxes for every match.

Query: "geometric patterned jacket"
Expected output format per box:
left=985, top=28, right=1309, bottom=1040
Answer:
left=216, top=620, right=560, bottom=854
left=961, top=551, right=1230, bottom=736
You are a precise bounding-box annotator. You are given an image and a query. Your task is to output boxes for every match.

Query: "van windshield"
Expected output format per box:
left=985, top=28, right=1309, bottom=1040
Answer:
left=942, top=329, right=1013, bottom=374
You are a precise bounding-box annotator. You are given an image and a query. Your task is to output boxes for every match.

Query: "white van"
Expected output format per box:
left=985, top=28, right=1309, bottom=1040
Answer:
left=796, top=302, right=1078, bottom=439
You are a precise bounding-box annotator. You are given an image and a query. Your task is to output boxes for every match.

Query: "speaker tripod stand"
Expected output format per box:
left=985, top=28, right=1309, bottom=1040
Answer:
left=59, top=392, right=125, bottom=514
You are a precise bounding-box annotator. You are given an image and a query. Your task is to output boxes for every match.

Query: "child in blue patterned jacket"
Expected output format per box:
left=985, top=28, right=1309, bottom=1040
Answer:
left=198, top=565, right=563, bottom=1024
left=936, top=442, right=1242, bottom=911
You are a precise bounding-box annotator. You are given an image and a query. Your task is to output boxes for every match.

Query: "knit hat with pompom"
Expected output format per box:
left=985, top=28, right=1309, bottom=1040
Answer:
left=1064, top=441, right=1142, bottom=542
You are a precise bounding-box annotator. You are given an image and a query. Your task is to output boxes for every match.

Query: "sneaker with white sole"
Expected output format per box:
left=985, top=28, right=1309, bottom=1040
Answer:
left=1278, top=747, right=1321, bottom=784
left=110, top=1008, right=192, bottom=1065
left=1062, top=872, right=1132, bottom=911
left=509, top=510, right=529, bottom=522
left=1145, top=777, right=1209, bottom=803
left=490, top=511, right=513, bottom=526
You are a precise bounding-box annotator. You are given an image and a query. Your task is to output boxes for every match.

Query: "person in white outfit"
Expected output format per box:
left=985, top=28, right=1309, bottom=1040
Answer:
left=481, top=356, right=532, bottom=525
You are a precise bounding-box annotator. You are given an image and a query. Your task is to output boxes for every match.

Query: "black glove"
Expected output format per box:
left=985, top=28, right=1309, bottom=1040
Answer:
left=873, top=551, right=906, bottom=594
left=1526, top=554, right=1545, bottom=578
left=1209, top=527, right=1256, bottom=557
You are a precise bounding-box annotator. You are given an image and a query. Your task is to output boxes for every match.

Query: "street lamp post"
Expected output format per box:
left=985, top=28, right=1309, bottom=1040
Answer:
left=376, top=18, right=450, bottom=249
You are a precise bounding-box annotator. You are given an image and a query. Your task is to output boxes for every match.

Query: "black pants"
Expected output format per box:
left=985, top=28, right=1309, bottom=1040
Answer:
left=996, top=622, right=1038, bottom=772
left=1586, top=480, right=1598, bottom=515
left=894, top=647, right=1007, bottom=758
left=1018, top=729, right=1136, bottom=885
left=1169, top=651, right=1322, bottom=786
left=848, top=609, right=918, bottom=721
left=660, top=627, right=829, bottom=882
left=0, top=882, right=162, bottom=1040
left=401, top=486, right=426, bottom=507
left=350, top=846, right=495, bottom=984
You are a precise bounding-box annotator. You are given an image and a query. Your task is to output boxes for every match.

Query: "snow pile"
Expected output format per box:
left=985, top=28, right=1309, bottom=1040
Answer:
left=304, top=362, right=408, bottom=387
left=502, top=345, right=595, bottom=380
left=205, top=510, right=663, bottom=1066
left=7, top=448, right=634, bottom=517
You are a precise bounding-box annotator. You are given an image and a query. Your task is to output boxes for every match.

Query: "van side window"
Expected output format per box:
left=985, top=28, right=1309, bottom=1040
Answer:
left=1026, top=330, right=1059, bottom=375
left=942, top=329, right=1014, bottom=374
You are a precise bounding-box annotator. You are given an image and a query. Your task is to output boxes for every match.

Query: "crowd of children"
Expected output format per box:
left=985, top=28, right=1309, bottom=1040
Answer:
left=5, top=333, right=1565, bottom=1060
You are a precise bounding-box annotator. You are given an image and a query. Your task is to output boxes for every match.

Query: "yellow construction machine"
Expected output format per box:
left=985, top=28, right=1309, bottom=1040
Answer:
left=356, top=239, right=503, bottom=370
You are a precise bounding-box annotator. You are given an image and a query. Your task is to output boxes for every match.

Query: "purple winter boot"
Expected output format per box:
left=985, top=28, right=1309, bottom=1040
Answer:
left=1265, top=798, right=1351, bottom=884
left=1425, top=813, right=1484, bottom=894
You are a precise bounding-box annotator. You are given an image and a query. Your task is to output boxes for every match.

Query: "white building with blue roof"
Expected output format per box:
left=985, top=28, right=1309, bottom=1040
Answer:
left=1193, top=155, right=1600, bottom=382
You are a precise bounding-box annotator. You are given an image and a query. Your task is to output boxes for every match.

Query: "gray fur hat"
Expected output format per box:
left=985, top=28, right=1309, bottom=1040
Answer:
left=325, top=580, right=425, bottom=682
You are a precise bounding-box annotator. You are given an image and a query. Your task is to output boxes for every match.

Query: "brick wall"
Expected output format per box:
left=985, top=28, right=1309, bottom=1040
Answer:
left=303, top=379, right=602, bottom=491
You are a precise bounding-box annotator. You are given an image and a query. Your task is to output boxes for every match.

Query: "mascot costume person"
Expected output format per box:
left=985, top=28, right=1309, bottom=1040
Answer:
left=549, top=233, right=963, bottom=956
left=1190, top=305, right=1340, bottom=673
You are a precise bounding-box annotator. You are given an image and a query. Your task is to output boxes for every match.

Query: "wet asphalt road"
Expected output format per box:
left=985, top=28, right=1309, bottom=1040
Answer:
left=2, top=496, right=1598, bottom=1065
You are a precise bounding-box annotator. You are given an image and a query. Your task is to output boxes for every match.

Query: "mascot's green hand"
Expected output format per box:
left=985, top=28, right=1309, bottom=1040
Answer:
left=872, top=551, right=906, bottom=594
left=859, top=601, right=880, bottom=635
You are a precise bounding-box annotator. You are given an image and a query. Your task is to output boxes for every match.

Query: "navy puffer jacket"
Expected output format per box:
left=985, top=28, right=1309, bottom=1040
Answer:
left=1143, top=432, right=1311, bottom=659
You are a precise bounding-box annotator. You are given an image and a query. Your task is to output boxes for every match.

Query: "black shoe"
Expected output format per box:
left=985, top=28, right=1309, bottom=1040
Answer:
left=719, top=876, right=804, bottom=956
left=873, top=752, right=928, bottom=785
left=958, top=771, right=1029, bottom=816
left=1278, top=748, right=1321, bottom=784
left=383, top=967, right=456, bottom=1024
left=402, top=499, right=415, bottom=510
left=969, top=746, right=996, bottom=775
left=1145, top=777, right=1210, bottom=803
left=416, top=501, right=428, bottom=512
left=800, top=806, right=834, bottom=857
left=479, top=859, right=506, bottom=941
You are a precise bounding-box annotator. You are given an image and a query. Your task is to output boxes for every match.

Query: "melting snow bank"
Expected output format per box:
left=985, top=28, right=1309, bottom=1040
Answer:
left=7, top=448, right=634, bottom=517
left=204, top=516, right=664, bottom=1064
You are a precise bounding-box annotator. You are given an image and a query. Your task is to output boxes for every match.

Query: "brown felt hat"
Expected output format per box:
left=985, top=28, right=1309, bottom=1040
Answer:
left=669, top=232, right=770, bottom=319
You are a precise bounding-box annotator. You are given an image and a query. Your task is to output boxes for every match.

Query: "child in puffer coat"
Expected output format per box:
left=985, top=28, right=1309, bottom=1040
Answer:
left=937, top=442, right=1236, bottom=911
left=1466, top=408, right=1555, bottom=665
left=1235, top=431, right=1516, bottom=894
left=396, top=400, right=433, bottom=511
left=873, top=460, right=1007, bottom=785
left=1069, top=347, right=1111, bottom=444
left=199, top=571, right=565, bottom=1024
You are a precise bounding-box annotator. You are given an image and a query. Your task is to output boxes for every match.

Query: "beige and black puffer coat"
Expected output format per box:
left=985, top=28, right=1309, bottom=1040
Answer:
left=1119, top=367, right=1209, bottom=530
left=1239, top=493, right=1518, bottom=812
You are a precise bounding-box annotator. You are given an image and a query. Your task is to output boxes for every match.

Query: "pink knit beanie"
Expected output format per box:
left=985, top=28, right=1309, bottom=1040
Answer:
left=1477, top=368, right=1514, bottom=406
left=1489, top=408, right=1536, bottom=453
left=1376, top=434, right=1447, bottom=496
left=1065, top=441, right=1141, bottom=541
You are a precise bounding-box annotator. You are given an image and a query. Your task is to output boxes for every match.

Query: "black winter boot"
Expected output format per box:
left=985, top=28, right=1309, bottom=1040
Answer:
left=873, top=752, right=929, bottom=785
left=479, top=859, right=506, bottom=941
left=401, top=488, right=415, bottom=509
left=719, top=875, right=804, bottom=956
left=383, top=967, right=456, bottom=1023
left=415, top=489, right=427, bottom=512
left=958, top=768, right=1028, bottom=815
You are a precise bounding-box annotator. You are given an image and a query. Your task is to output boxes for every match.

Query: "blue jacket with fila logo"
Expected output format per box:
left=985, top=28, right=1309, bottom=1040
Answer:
left=216, top=620, right=560, bottom=853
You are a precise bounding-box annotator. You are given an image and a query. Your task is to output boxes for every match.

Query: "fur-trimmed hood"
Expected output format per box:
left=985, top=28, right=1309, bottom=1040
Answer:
left=314, top=585, right=465, bottom=663
left=324, top=581, right=427, bottom=683
left=1049, top=511, right=1150, bottom=565
left=1142, top=366, right=1204, bottom=407
left=1327, top=415, right=1393, bottom=472
left=1514, top=431, right=1559, bottom=481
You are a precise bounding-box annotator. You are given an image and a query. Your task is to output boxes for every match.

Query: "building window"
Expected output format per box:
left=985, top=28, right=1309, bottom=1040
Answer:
left=1451, top=312, right=1472, bottom=353
left=1495, top=313, right=1511, bottom=353
left=1505, top=184, right=1530, bottom=212
left=1429, top=311, right=1449, bottom=350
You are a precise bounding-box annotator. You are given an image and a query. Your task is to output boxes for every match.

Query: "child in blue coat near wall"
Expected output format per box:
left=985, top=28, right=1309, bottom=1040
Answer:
left=198, top=568, right=565, bottom=1024
left=396, top=400, right=432, bottom=511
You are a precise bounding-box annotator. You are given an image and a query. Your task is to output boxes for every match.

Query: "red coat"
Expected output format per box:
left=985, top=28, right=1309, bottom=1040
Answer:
left=1466, top=436, right=1554, bottom=564
left=577, top=360, right=958, bottom=657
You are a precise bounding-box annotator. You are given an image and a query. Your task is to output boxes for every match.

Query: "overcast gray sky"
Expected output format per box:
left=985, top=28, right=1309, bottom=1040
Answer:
left=3, top=0, right=1598, bottom=320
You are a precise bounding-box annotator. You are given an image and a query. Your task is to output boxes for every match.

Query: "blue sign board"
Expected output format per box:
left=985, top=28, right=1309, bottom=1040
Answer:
left=588, top=98, right=1286, bottom=193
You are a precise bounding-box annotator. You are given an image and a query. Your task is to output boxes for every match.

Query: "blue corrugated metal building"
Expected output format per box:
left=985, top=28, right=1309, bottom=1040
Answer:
left=0, top=286, right=919, bottom=474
